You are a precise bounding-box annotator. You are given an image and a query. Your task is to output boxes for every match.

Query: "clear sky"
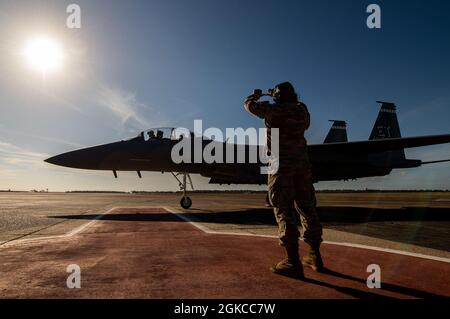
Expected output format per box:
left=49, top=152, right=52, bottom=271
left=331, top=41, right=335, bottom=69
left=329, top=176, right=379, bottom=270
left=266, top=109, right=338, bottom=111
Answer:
left=0, top=0, right=449, bottom=191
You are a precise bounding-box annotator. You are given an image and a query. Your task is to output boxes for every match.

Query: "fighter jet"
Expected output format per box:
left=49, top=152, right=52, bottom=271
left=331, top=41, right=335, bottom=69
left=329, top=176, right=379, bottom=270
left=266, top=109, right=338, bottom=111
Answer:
left=45, top=101, right=450, bottom=209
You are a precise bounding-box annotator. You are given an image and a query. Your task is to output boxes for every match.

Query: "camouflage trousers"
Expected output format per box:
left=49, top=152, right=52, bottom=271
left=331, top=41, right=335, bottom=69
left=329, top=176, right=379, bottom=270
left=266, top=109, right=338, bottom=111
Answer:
left=268, top=163, right=323, bottom=248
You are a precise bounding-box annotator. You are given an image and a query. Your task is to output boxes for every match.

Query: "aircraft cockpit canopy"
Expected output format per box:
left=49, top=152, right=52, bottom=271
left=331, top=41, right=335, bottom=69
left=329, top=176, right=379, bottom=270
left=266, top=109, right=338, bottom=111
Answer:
left=127, top=127, right=193, bottom=142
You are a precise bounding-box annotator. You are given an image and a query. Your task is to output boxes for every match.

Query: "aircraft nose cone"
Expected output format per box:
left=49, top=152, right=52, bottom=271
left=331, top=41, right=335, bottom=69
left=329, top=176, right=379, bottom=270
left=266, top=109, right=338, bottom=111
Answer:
left=44, top=152, right=86, bottom=168
left=44, top=145, right=111, bottom=169
left=45, top=155, right=63, bottom=165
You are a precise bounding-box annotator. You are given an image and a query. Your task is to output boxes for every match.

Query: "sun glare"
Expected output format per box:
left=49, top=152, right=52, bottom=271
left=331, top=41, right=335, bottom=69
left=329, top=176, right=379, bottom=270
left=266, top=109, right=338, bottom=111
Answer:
left=22, top=36, right=64, bottom=76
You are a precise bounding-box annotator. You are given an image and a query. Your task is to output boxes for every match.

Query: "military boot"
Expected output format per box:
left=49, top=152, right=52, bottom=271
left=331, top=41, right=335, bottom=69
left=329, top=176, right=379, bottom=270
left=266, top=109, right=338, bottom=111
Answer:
left=270, top=243, right=304, bottom=279
left=302, top=244, right=324, bottom=272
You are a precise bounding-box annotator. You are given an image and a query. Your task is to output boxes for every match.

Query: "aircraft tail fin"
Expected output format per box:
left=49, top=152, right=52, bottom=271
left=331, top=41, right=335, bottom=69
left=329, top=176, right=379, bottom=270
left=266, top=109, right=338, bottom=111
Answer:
left=370, top=102, right=402, bottom=140
left=369, top=101, right=405, bottom=161
left=324, top=120, right=348, bottom=144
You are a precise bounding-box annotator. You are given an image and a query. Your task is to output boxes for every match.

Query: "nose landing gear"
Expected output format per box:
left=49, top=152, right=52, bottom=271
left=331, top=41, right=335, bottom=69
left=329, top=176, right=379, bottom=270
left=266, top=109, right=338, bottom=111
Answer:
left=171, top=172, right=194, bottom=209
left=180, top=196, right=192, bottom=209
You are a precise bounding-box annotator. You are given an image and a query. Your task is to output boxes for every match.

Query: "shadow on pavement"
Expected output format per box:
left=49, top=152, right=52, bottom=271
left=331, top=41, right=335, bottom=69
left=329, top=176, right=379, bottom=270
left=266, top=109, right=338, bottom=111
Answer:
left=273, top=267, right=444, bottom=299
left=52, top=206, right=450, bottom=252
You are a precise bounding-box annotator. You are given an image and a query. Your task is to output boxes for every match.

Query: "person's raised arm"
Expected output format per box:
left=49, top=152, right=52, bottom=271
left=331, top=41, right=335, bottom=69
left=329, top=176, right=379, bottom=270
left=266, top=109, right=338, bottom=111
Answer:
left=244, top=90, right=270, bottom=119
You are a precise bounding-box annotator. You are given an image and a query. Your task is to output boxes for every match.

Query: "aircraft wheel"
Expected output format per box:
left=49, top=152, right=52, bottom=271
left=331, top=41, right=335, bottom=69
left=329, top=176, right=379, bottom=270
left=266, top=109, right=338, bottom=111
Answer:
left=180, top=196, right=192, bottom=209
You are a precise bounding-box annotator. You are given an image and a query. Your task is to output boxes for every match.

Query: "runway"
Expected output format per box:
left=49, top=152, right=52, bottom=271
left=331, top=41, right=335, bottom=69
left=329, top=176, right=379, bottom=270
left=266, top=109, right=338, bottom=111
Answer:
left=0, top=207, right=448, bottom=299
left=1, top=192, right=449, bottom=260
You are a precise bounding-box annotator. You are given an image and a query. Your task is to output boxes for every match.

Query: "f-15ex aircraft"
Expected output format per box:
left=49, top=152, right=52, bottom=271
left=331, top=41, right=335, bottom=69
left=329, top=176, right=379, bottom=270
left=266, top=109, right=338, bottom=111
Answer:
left=45, top=101, right=450, bottom=209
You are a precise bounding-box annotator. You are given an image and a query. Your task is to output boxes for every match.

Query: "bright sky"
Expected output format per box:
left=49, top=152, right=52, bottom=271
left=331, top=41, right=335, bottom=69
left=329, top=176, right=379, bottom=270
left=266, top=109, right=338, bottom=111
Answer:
left=0, top=0, right=449, bottom=191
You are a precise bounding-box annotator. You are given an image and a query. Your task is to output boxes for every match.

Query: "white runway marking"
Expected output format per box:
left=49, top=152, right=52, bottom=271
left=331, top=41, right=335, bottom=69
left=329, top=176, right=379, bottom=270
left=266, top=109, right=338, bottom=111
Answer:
left=0, top=207, right=117, bottom=248
left=164, top=207, right=450, bottom=264
left=3, top=205, right=449, bottom=265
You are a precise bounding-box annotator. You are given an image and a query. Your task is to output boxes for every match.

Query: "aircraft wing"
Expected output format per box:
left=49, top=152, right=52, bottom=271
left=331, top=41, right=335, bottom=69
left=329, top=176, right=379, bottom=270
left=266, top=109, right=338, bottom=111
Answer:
left=309, top=134, right=450, bottom=154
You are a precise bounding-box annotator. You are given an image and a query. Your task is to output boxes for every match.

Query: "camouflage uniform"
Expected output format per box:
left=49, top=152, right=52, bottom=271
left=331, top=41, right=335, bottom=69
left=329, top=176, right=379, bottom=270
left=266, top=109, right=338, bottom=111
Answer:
left=244, top=95, right=323, bottom=249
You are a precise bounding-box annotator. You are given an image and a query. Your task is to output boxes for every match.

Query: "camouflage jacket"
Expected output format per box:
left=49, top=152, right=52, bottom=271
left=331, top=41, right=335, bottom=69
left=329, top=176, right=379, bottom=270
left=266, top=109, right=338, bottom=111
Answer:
left=244, top=95, right=311, bottom=166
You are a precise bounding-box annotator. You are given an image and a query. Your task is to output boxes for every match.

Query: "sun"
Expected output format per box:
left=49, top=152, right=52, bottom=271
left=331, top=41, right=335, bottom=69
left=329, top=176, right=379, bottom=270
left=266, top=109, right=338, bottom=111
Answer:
left=22, top=36, right=64, bottom=76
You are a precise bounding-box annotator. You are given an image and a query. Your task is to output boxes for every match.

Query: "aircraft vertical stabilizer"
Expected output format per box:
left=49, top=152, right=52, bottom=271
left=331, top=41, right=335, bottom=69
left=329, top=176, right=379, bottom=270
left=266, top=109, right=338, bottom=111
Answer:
left=324, top=120, right=348, bottom=143
left=369, top=101, right=405, bottom=163
left=370, top=102, right=402, bottom=140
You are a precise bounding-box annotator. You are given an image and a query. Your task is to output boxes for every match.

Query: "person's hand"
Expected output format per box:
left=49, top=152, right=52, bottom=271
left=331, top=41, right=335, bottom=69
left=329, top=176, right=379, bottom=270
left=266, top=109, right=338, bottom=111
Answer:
left=247, top=89, right=263, bottom=102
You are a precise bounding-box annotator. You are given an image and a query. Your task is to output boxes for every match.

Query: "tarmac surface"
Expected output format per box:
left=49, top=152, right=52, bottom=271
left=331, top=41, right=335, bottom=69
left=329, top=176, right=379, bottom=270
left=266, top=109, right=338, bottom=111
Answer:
left=0, top=206, right=449, bottom=299
left=0, top=192, right=449, bottom=298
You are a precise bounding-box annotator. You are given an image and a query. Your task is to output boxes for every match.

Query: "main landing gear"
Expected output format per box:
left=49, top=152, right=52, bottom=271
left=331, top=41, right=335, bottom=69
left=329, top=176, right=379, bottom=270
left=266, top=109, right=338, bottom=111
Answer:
left=171, top=172, right=194, bottom=209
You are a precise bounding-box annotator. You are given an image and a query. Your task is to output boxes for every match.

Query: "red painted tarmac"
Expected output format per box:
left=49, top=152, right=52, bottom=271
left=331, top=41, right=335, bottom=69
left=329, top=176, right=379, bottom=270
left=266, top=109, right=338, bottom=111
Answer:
left=0, top=207, right=448, bottom=299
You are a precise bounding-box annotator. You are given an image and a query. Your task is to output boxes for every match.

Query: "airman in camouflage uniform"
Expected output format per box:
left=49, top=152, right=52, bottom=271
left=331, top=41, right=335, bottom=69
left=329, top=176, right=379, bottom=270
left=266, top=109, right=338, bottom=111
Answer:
left=244, top=82, right=324, bottom=278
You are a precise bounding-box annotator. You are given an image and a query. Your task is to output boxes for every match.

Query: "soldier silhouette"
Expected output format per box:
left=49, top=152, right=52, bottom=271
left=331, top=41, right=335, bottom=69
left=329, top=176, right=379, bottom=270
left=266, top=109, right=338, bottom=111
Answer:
left=244, top=82, right=324, bottom=278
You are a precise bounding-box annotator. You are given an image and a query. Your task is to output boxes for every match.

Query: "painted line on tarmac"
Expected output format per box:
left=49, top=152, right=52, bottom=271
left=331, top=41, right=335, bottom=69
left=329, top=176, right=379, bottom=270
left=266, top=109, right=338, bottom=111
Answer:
left=0, top=207, right=117, bottom=248
left=164, top=207, right=450, bottom=264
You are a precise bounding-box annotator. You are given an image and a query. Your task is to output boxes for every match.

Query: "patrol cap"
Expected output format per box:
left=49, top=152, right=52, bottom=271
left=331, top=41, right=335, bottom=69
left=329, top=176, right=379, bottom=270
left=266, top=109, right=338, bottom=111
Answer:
left=275, top=81, right=296, bottom=95
left=274, top=81, right=298, bottom=102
